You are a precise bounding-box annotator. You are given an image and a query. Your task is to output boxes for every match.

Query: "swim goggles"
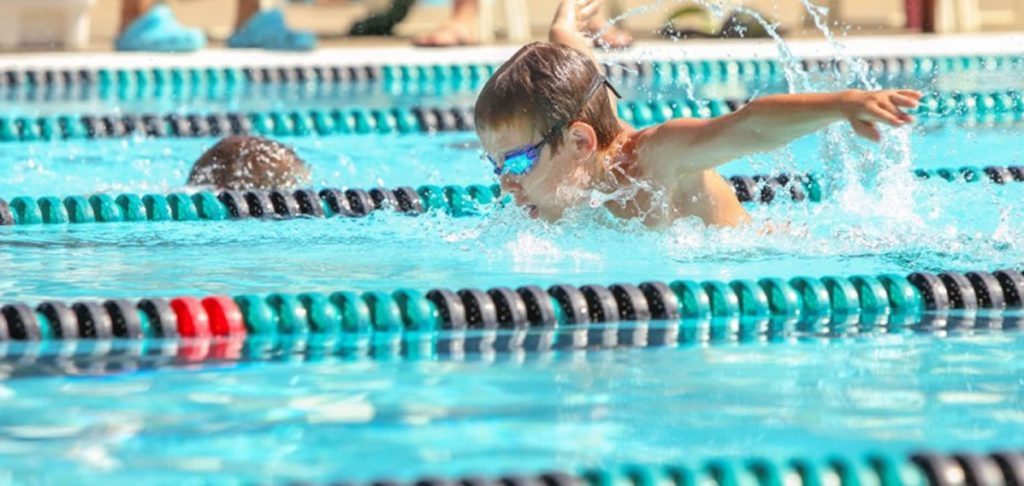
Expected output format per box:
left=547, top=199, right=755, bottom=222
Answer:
left=486, top=75, right=622, bottom=177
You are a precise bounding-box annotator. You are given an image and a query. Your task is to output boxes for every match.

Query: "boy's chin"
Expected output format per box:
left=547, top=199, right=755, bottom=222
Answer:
left=525, top=205, right=540, bottom=219
left=529, top=205, right=569, bottom=222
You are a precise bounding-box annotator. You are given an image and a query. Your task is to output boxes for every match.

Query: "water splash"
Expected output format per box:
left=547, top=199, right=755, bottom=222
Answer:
left=598, top=0, right=920, bottom=217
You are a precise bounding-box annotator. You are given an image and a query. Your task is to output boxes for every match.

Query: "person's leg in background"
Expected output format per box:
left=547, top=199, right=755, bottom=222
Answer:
left=236, top=0, right=262, bottom=29
left=228, top=0, right=317, bottom=50
left=119, top=0, right=154, bottom=32
left=116, top=0, right=207, bottom=51
left=349, top=0, right=418, bottom=36
left=413, top=0, right=478, bottom=46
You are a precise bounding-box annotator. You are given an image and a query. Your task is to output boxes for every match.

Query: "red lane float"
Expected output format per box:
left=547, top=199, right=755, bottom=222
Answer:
left=201, top=296, right=247, bottom=337
left=170, top=297, right=212, bottom=338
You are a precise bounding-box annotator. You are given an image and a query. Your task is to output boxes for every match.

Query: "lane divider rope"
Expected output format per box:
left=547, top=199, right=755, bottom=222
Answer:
left=1, top=78, right=488, bottom=103
left=728, top=164, right=1024, bottom=203
left=0, top=184, right=502, bottom=226
left=309, top=450, right=1023, bottom=486
left=5, top=164, right=1024, bottom=226
left=0, top=54, right=1019, bottom=90
left=0, top=269, right=1021, bottom=342
left=1, top=89, right=1019, bottom=142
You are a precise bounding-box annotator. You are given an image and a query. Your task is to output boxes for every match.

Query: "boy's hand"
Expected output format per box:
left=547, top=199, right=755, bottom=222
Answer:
left=840, top=89, right=923, bottom=142
left=550, top=0, right=604, bottom=50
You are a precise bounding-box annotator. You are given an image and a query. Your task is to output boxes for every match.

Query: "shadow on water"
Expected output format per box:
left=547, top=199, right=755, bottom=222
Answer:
left=2, top=311, right=1022, bottom=380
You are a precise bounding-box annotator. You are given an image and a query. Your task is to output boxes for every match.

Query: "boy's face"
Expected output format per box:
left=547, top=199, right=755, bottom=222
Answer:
left=479, top=119, right=590, bottom=222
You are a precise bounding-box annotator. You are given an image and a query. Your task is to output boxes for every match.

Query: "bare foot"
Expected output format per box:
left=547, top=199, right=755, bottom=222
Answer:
left=413, top=18, right=479, bottom=47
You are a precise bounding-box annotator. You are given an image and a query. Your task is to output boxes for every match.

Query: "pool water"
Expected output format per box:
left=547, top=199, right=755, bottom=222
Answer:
left=1, top=42, right=1023, bottom=481
left=1, top=324, right=1023, bottom=483
left=0, top=124, right=1022, bottom=302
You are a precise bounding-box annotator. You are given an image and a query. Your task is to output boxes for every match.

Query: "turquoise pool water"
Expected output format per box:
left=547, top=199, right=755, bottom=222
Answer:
left=0, top=124, right=1021, bottom=302
left=0, top=50, right=1023, bottom=482
left=1, top=325, right=1023, bottom=483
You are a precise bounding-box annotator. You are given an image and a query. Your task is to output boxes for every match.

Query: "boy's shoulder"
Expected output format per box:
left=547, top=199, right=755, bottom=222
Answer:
left=623, top=125, right=668, bottom=164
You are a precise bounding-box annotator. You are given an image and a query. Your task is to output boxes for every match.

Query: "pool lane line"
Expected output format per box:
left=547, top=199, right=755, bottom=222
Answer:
left=728, top=164, right=1024, bottom=204
left=0, top=76, right=488, bottom=104
left=0, top=174, right=805, bottom=227
left=0, top=309, right=1017, bottom=375
left=0, top=184, right=502, bottom=226
left=5, top=164, right=1024, bottom=226
left=0, top=106, right=476, bottom=141
left=296, top=451, right=1020, bottom=486
left=0, top=269, right=1021, bottom=342
left=0, top=89, right=1020, bottom=142
left=0, top=53, right=1020, bottom=90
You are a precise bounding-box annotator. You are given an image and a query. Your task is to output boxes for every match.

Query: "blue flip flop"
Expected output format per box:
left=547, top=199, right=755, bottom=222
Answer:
left=115, top=4, right=206, bottom=52
left=227, top=9, right=316, bottom=51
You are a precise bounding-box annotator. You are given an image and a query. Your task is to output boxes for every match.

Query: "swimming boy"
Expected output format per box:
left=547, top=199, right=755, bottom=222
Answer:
left=187, top=135, right=311, bottom=190
left=475, top=0, right=923, bottom=227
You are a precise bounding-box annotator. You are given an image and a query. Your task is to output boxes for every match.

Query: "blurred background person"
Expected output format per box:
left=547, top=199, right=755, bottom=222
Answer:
left=117, top=0, right=315, bottom=51
left=350, top=0, right=633, bottom=47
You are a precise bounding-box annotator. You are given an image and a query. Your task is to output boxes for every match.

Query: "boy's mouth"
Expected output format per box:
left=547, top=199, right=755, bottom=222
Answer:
left=526, top=205, right=539, bottom=219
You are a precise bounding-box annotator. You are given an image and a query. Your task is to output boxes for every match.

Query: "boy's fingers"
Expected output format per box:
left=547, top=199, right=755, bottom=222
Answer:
left=891, top=94, right=920, bottom=109
left=880, top=97, right=917, bottom=123
left=553, top=1, right=572, bottom=23
left=870, top=105, right=904, bottom=126
left=578, top=0, right=603, bottom=20
left=576, top=0, right=602, bottom=12
left=897, top=89, right=924, bottom=100
left=895, top=110, right=914, bottom=123
left=852, top=119, right=881, bottom=142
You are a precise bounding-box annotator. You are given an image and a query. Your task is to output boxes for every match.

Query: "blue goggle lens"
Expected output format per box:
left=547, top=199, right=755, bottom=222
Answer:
left=487, top=141, right=542, bottom=176
left=502, top=152, right=535, bottom=176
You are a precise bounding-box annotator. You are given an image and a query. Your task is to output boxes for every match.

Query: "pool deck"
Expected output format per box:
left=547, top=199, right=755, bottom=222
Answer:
left=0, top=33, right=1022, bottom=72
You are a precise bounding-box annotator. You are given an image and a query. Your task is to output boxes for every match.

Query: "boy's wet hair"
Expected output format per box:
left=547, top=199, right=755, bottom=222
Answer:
left=474, top=42, right=621, bottom=153
left=187, top=135, right=311, bottom=190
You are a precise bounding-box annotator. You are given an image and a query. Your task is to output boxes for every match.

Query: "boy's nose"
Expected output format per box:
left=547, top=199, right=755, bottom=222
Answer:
left=499, top=177, right=530, bottom=205
left=499, top=175, right=521, bottom=196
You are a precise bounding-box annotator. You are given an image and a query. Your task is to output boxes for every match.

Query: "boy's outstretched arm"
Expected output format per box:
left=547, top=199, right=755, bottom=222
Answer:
left=642, top=89, right=923, bottom=173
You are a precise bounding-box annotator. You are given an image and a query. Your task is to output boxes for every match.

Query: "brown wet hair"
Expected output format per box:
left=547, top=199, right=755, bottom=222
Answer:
left=474, top=42, right=621, bottom=153
left=187, top=135, right=311, bottom=190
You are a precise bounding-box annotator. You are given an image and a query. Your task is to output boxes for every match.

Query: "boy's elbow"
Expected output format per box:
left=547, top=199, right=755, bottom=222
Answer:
left=548, top=26, right=573, bottom=45
left=717, top=105, right=778, bottom=150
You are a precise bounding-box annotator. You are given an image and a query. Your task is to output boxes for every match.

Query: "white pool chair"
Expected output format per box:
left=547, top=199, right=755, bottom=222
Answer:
left=0, top=0, right=95, bottom=50
left=478, top=0, right=532, bottom=44
left=802, top=0, right=907, bottom=30
left=937, top=0, right=1024, bottom=31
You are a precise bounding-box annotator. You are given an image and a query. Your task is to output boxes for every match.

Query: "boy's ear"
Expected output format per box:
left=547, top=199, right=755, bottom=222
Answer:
left=566, top=122, right=598, bottom=155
